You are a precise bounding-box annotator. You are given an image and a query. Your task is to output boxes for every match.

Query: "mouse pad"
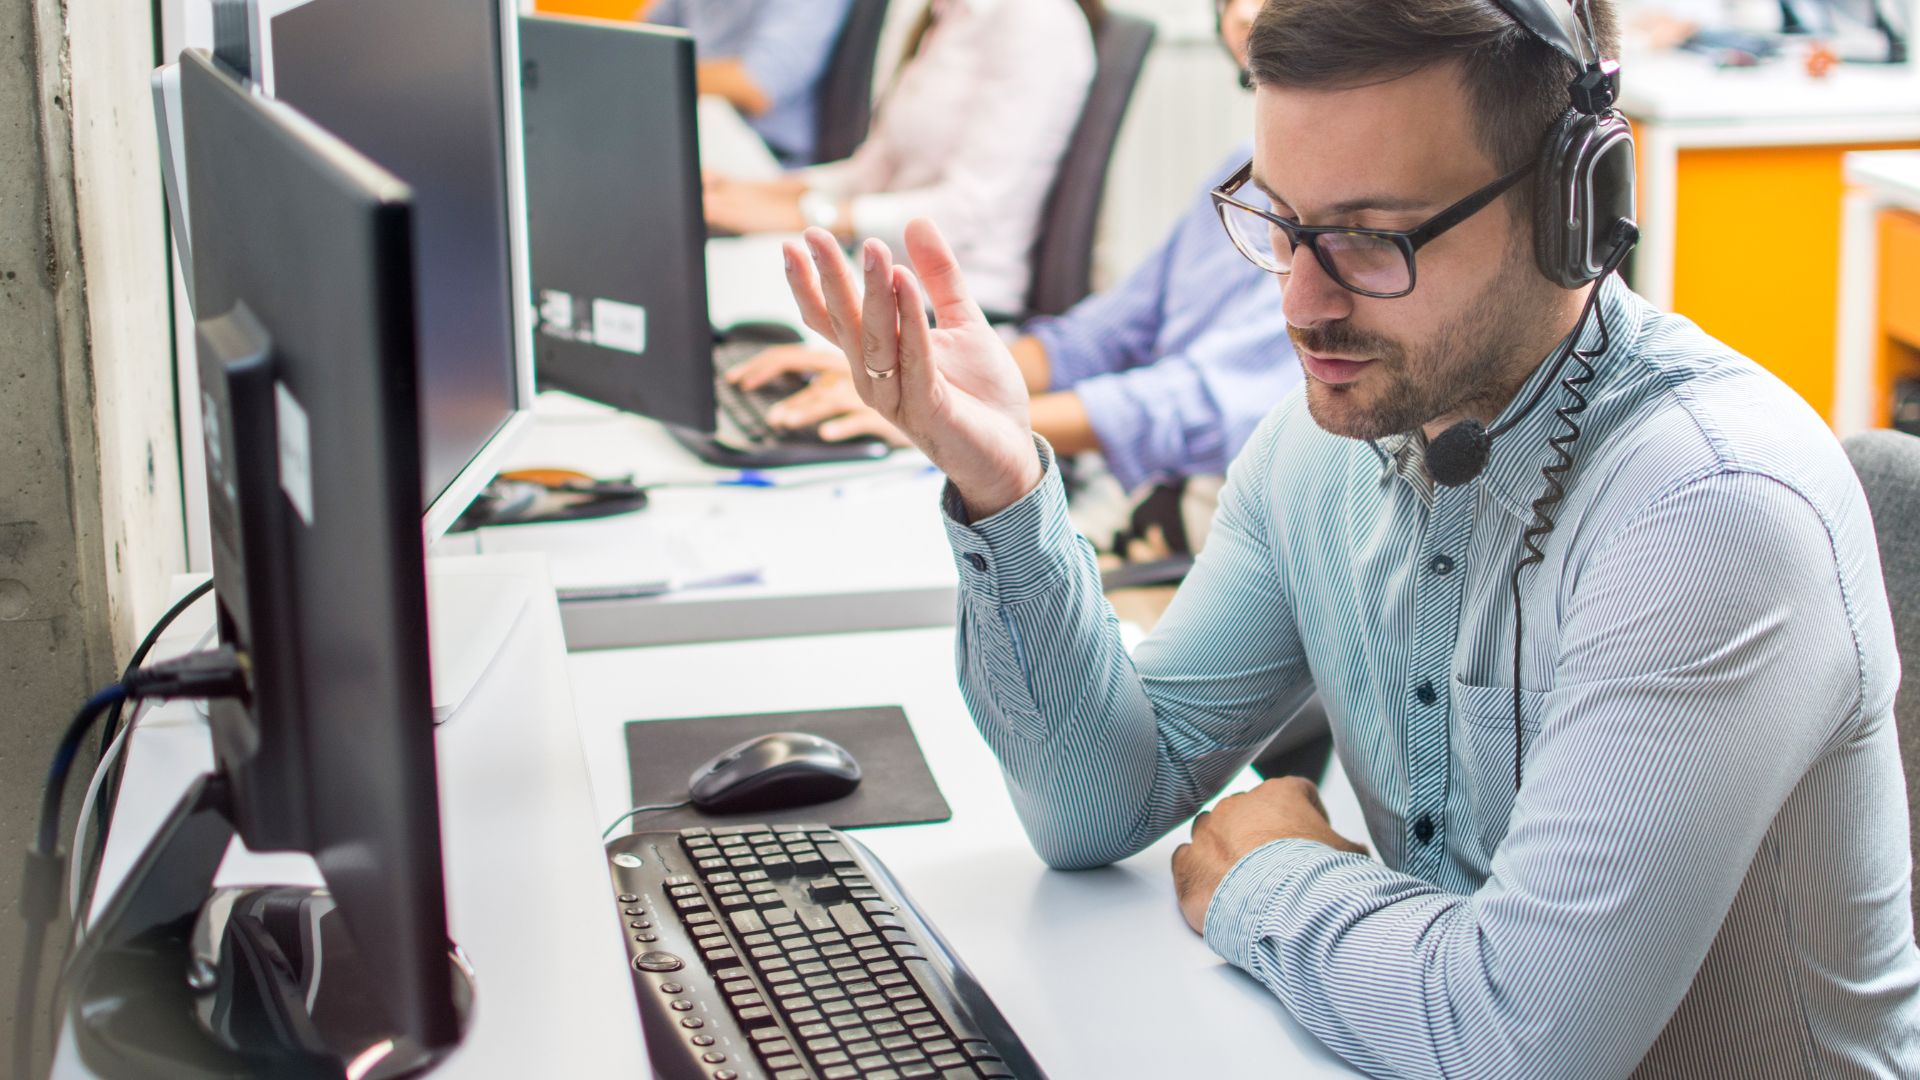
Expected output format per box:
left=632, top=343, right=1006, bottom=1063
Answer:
left=622, top=706, right=952, bottom=832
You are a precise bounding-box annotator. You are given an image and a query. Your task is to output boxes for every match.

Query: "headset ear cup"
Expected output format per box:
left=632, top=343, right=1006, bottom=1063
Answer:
left=1532, top=108, right=1585, bottom=288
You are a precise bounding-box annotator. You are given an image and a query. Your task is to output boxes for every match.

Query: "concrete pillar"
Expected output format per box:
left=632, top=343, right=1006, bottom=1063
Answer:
left=0, top=0, right=183, bottom=1071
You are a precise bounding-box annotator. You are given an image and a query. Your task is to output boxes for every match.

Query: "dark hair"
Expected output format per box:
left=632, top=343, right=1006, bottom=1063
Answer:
left=1245, top=0, right=1618, bottom=184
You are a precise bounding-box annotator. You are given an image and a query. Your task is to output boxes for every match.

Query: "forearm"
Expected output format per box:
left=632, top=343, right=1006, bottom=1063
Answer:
left=949, top=435, right=1304, bottom=869
left=696, top=59, right=770, bottom=117
left=1010, top=335, right=1050, bottom=394
left=1027, top=391, right=1098, bottom=457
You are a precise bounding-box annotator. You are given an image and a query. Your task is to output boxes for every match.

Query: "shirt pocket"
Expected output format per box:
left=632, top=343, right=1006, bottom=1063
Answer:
left=1451, top=677, right=1550, bottom=859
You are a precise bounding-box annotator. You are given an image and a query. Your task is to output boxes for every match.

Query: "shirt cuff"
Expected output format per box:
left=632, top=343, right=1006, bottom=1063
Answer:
left=1202, top=838, right=1348, bottom=973
left=940, top=436, right=1082, bottom=607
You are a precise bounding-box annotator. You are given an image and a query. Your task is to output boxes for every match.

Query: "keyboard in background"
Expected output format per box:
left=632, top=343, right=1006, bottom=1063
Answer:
left=674, top=341, right=890, bottom=469
left=608, top=824, right=1044, bottom=1080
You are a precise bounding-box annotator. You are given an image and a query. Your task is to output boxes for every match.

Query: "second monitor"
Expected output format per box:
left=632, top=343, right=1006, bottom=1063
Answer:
left=518, top=15, right=887, bottom=469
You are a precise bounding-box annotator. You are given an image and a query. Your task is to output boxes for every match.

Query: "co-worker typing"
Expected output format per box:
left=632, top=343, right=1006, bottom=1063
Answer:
left=780, top=0, right=1920, bottom=1076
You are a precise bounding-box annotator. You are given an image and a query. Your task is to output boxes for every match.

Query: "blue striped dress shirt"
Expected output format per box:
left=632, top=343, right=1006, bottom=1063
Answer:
left=1023, top=148, right=1300, bottom=490
left=941, top=277, right=1920, bottom=1077
left=649, top=0, right=852, bottom=165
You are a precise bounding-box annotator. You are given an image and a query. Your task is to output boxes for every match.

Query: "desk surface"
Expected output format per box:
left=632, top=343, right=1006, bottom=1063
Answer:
left=1620, top=50, right=1920, bottom=126
left=1848, top=149, right=1920, bottom=202
left=570, top=626, right=1368, bottom=1079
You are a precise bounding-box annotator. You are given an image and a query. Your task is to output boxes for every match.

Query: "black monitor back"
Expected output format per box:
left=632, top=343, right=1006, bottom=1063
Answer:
left=519, top=15, right=717, bottom=432
left=272, top=0, right=520, bottom=513
left=182, top=50, right=457, bottom=1050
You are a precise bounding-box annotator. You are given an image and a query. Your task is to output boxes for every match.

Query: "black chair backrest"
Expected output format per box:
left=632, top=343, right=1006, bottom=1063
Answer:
left=813, top=0, right=892, bottom=165
left=1023, top=10, right=1156, bottom=319
left=1844, top=428, right=1920, bottom=936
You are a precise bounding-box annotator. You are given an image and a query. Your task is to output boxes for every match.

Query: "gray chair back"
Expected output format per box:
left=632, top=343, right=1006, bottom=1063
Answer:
left=1845, top=428, right=1920, bottom=932
left=1022, top=11, right=1156, bottom=319
left=812, top=0, right=891, bottom=165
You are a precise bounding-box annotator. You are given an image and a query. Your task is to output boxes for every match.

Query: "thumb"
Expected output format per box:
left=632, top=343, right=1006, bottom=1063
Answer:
left=903, top=217, right=985, bottom=331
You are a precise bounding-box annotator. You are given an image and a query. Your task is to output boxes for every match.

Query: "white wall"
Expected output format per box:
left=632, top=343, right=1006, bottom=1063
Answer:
left=66, top=0, right=189, bottom=659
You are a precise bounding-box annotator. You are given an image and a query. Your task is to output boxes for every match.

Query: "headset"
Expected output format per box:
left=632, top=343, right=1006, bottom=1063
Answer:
left=1427, top=0, right=1640, bottom=489
left=1421, top=0, right=1641, bottom=789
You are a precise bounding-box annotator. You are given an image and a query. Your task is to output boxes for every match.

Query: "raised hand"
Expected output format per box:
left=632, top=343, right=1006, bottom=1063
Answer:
left=783, top=219, right=1043, bottom=519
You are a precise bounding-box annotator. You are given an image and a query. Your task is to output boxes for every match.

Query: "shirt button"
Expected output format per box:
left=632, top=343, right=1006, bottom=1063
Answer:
left=1414, top=815, right=1435, bottom=844
left=964, top=553, right=987, bottom=571
left=1429, top=554, right=1454, bottom=575
left=1415, top=681, right=1437, bottom=706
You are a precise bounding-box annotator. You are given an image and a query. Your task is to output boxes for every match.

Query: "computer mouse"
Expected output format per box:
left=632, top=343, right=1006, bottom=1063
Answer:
left=720, top=320, right=805, bottom=346
left=688, top=731, right=862, bottom=814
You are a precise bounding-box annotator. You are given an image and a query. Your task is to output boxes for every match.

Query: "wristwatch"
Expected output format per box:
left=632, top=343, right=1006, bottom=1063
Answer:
left=800, top=191, right=842, bottom=236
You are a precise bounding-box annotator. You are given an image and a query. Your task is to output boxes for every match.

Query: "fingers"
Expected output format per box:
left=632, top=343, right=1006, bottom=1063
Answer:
left=766, top=378, right=862, bottom=430
left=783, top=240, right=840, bottom=345
left=804, top=228, right=865, bottom=357
left=727, top=344, right=838, bottom=389
left=819, top=410, right=909, bottom=447
left=903, top=217, right=985, bottom=330
left=858, top=240, right=902, bottom=402
left=891, top=266, right=938, bottom=405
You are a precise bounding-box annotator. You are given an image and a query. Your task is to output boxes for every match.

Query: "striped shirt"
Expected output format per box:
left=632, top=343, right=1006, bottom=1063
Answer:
left=1022, top=148, right=1301, bottom=491
left=940, top=277, right=1920, bottom=1077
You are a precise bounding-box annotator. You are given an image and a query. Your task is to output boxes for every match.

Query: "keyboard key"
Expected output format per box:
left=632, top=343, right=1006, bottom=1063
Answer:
left=932, top=1052, right=968, bottom=1068
left=737, top=1006, right=775, bottom=1026
left=824, top=1067, right=859, bottom=1080
left=819, top=841, right=858, bottom=866
left=900, top=1064, right=938, bottom=1078
left=730, top=910, right=766, bottom=934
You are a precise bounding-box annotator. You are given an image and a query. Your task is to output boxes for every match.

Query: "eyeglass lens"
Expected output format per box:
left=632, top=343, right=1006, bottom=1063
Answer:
left=1218, top=199, right=1412, bottom=296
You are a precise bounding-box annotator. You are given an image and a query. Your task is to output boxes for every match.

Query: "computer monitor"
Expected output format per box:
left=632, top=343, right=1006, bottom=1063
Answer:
left=518, top=15, right=889, bottom=469
left=65, top=50, right=463, bottom=1076
left=269, top=0, right=534, bottom=541
left=519, top=16, right=715, bottom=432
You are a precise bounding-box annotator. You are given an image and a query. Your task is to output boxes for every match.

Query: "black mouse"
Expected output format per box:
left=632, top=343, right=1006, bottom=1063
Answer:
left=720, top=320, right=805, bottom=346
left=688, top=731, right=862, bottom=814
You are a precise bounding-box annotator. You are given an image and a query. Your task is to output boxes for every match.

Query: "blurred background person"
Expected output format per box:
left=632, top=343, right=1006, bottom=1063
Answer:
left=702, top=0, right=1101, bottom=316
left=647, top=0, right=856, bottom=167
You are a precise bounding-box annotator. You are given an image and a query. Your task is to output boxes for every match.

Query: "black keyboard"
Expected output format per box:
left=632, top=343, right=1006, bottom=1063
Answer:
left=713, top=339, right=815, bottom=446
left=607, top=825, right=1045, bottom=1080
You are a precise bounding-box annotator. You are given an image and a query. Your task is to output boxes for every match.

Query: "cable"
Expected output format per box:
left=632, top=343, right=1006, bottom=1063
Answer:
left=1506, top=233, right=1635, bottom=789
left=71, top=625, right=218, bottom=932
left=603, top=800, right=694, bottom=840
left=81, top=582, right=217, bottom=918
left=16, top=683, right=127, bottom=1080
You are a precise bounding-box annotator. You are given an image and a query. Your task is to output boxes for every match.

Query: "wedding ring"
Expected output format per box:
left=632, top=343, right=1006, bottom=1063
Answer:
left=865, top=365, right=897, bottom=381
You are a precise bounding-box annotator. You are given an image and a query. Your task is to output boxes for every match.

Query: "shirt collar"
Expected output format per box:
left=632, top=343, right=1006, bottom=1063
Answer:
left=1370, top=275, right=1648, bottom=519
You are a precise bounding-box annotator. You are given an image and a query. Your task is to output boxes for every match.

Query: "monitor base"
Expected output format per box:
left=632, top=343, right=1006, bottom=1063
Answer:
left=65, top=774, right=473, bottom=1080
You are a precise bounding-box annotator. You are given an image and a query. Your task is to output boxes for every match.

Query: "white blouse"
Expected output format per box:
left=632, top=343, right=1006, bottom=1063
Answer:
left=802, top=0, right=1096, bottom=315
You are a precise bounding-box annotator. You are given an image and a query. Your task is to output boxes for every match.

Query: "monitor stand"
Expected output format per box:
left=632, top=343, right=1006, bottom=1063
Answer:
left=63, top=774, right=474, bottom=1080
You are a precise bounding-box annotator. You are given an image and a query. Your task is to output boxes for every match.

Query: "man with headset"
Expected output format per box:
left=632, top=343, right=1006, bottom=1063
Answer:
left=783, top=0, right=1920, bottom=1074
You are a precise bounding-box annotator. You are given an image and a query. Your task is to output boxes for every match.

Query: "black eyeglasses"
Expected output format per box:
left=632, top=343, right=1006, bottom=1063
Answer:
left=1211, top=158, right=1535, bottom=298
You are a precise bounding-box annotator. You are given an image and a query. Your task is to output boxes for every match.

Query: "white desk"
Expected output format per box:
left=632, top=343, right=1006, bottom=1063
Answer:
left=1836, top=150, right=1920, bottom=434
left=569, top=626, right=1368, bottom=1079
left=435, top=392, right=960, bottom=650
left=55, top=556, right=648, bottom=1079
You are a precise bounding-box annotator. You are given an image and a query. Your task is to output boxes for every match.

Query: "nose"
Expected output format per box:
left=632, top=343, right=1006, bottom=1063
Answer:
left=1280, top=242, right=1354, bottom=331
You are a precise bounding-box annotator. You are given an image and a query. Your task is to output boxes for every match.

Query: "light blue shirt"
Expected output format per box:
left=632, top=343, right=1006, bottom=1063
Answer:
left=942, top=277, right=1920, bottom=1077
left=649, top=0, right=852, bottom=165
left=1023, top=148, right=1300, bottom=490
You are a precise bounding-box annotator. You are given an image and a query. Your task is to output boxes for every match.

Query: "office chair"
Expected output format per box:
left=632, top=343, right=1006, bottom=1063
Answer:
left=812, top=0, right=890, bottom=165
left=1021, top=10, right=1156, bottom=320
left=1845, top=429, right=1920, bottom=936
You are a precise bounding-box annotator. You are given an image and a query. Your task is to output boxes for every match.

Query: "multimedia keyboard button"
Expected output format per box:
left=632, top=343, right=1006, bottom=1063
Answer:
left=634, top=951, right=684, bottom=973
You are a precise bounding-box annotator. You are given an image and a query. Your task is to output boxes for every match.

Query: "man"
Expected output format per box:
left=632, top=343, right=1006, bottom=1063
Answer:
left=648, top=0, right=853, bottom=166
left=730, top=0, right=1298, bottom=495
left=778, top=0, right=1920, bottom=1075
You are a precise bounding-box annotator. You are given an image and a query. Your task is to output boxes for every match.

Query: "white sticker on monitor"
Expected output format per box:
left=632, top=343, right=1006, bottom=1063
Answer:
left=275, top=381, right=315, bottom=527
left=591, top=298, right=647, bottom=355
